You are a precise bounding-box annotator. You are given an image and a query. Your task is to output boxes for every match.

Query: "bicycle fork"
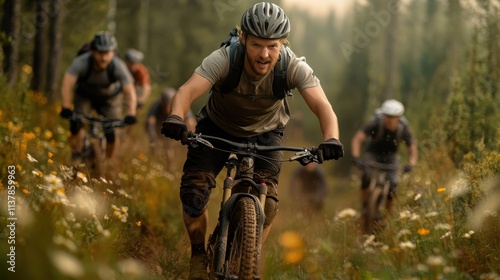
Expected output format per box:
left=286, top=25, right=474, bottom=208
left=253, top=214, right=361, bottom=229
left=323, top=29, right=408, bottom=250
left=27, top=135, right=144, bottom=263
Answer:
left=212, top=153, right=267, bottom=277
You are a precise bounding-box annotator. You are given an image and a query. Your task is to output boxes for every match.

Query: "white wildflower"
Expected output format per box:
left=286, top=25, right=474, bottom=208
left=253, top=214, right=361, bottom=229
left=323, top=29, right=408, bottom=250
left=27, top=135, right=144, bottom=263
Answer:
left=76, top=172, right=88, bottom=183
left=397, top=229, right=412, bottom=239
left=399, top=241, right=416, bottom=250
left=399, top=210, right=412, bottom=219
left=441, top=231, right=452, bottom=239
left=414, top=193, right=422, bottom=201
left=435, top=223, right=452, bottom=231
left=425, top=211, right=439, bottom=218
left=426, top=255, right=446, bottom=266
left=27, top=153, right=38, bottom=162
left=444, top=266, right=457, bottom=273
left=335, top=208, right=358, bottom=220
left=49, top=250, right=84, bottom=277
left=117, top=258, right=145, bottom=277
left=363, top=235, right=376, bottom=248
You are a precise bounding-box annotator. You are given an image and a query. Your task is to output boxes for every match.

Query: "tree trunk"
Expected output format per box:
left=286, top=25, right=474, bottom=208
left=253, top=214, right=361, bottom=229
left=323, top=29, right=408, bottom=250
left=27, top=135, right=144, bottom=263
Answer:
left=107, top=0, right=116, bottom=34
left=2, top=0, right=21, bottom=86
left=45, top=0, right=64, bottom=102
left=138, top=0, right=150, bottom=53
left=31, top=0, right=48, bottom=92
left=383, top=0, right=399, bottom=101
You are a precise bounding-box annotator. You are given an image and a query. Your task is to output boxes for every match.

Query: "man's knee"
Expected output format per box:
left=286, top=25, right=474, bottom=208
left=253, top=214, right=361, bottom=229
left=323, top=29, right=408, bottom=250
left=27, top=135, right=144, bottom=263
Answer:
left=264, top=197, right=279, bottom=227
left=180, top=171, right=215, bottom=218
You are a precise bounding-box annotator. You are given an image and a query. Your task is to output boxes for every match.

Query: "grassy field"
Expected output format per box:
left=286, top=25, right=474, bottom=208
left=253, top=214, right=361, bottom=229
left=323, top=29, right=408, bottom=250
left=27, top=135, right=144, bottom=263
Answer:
left=1, top=73, right=499, bottom=280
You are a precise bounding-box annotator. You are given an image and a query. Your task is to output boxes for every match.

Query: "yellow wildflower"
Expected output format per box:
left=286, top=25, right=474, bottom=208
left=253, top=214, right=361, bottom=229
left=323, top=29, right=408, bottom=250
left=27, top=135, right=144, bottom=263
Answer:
left=418, top=228, right=430, bottom=236
left=44, top=130, right=53, bottom=139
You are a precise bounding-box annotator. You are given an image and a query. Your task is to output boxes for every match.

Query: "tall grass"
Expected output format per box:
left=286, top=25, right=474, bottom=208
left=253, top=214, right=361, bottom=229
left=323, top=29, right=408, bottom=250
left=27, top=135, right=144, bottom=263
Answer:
left=0, top=68, right=499, bottom=279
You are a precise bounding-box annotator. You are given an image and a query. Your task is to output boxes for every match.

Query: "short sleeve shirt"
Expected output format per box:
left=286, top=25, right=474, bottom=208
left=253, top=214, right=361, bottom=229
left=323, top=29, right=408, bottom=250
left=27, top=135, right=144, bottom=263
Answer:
left=130, top=64, right=150, bottom=86
left=363, top=119, right=413, bottom=156
left=194, top=46, right=320, bottom=137
left=67, top=52, right=134, bottom=97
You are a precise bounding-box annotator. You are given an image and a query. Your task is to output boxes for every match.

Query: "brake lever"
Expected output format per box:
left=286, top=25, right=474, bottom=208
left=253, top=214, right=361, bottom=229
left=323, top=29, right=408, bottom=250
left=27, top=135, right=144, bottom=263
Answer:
left=289, top=151, right=318, bottom=166
left=188, top=133, right=214, bottom=149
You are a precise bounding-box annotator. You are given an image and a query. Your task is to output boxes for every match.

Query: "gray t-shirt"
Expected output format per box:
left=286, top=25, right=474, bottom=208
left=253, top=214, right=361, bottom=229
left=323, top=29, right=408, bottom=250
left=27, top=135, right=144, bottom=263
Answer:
left=195, top=45, right=320, bottom=137
left=67, top=52, right=134, bottom=98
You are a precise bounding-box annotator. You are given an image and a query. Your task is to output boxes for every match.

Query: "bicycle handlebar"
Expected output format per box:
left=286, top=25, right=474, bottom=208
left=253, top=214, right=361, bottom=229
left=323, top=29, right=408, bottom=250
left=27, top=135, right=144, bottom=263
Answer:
left=70, top=113, right=127, bottom=128
left=185, top=132, right=319, bottom=165
left=362, top=160, right=399, bottom=171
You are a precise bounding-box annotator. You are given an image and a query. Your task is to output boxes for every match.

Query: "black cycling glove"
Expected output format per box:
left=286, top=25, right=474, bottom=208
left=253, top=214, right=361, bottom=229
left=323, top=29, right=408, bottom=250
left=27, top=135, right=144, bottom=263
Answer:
left=124, top=115, right=137, bottom=125
left=317, top=138, right=344, bottom=163
left=59, top=107, right=73, bottom=119
left=161, top=115, right=187, bottom=142
left=402, top=164, right=413, bottom=174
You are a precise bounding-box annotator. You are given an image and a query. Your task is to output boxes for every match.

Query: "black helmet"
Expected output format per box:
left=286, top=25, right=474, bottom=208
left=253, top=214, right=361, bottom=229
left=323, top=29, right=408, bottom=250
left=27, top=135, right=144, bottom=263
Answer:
left=90, top=30, right=117, bottom=52
left=240, top=2, right=290, bottom=39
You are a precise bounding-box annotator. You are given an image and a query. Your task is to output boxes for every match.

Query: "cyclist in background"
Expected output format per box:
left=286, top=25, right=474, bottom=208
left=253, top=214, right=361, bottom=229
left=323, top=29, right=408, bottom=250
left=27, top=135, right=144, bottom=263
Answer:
left=351, top=99, right=418, bottom=219
left=160, top=3, right=344, bottom=279
left=124, top=48, right=151, bottom=110
left=59, top=31, right=137, bottom=169
left=145, top=87, right=196, bottom=172
left=289, top=162, right=328, bottom=214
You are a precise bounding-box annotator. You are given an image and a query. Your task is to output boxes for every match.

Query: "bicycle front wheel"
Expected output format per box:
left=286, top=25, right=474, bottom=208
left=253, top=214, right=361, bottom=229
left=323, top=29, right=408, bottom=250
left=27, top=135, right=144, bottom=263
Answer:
left=226, top=196, right=259, bottom=280
left=366, top=186, right=385, bottom=233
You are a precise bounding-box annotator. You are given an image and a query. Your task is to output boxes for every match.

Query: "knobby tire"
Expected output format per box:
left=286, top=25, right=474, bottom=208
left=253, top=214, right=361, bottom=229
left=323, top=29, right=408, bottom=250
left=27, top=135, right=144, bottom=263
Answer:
left=82, top=138, right=105, bottom=179
left=227, top=197, right=259, bottom=280
left=367, top=186, right=384, bottom=233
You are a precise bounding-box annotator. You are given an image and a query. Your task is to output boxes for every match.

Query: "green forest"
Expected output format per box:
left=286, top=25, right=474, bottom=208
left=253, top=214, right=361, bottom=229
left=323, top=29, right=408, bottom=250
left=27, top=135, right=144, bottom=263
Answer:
left=1, top=0, right=499, bottom=279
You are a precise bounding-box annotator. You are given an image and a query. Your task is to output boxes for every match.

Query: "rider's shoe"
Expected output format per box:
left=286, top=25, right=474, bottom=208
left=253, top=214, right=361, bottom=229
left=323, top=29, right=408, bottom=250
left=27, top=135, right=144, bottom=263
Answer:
left=188, top=253, right=208, bottom=280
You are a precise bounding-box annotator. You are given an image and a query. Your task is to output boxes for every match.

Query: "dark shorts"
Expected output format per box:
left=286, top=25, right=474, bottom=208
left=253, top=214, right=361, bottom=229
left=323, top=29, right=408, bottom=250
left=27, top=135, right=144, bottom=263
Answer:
left=179, top=117, right=283, bottom=216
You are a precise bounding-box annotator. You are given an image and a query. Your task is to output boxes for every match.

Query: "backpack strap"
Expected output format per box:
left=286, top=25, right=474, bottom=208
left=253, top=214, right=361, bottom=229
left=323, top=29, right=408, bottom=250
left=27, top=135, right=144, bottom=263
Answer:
left=77, top=55, right=94, bottom=84
left=220, top=38, right=244, bottom=94
left=273, top=47, right=291, bottom=99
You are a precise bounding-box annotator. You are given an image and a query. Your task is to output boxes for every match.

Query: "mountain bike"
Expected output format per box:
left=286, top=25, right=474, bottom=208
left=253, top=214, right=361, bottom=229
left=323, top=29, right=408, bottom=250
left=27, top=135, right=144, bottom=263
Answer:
left=184, top=132, right=319, bottom=280
left=362, top=161, right=399, bottom=233
left=70, top=113, right=126, bottom=178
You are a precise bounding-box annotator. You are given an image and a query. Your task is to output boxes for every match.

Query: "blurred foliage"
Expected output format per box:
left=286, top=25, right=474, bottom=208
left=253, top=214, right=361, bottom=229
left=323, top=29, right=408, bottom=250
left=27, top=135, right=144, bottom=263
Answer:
left=1, top=0, right=500, bottom=278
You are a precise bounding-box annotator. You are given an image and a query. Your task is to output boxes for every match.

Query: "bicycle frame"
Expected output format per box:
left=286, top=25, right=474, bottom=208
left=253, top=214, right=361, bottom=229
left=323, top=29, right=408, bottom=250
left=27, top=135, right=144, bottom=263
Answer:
left=185, top=132, right=318, bottom=279
left=363, top=161, right=399, bottom=233
left=71, top=114, right=126, bottom=177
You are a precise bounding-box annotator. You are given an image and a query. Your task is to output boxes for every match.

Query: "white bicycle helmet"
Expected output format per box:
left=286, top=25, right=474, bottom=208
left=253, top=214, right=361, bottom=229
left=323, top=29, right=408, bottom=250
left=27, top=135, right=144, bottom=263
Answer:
left=380, top=99, right=405, bottom=117
left=125, top=48, right=144, bottom=63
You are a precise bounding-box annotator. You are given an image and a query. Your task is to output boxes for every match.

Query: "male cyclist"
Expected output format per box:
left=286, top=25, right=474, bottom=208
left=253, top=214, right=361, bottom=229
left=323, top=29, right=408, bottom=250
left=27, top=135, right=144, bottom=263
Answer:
left=124, top=48, right=151, bottom=109
left=60, top=31, right=137, bottom=168
left=145, top=87, right=196, bottom=172
left=351, top=99, right=418, bottom=224
left=160, top=3, right=344, bottom=279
